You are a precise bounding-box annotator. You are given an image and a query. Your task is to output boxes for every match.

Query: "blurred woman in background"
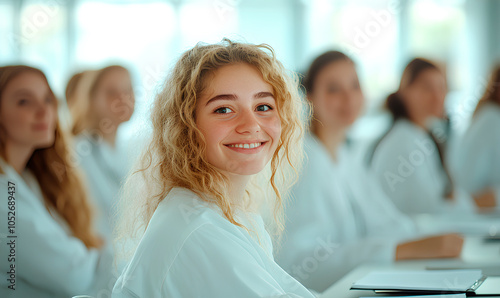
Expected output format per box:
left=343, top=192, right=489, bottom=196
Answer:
left=370, top=58, right=472, bottom=215
left=66, top=65, right=135, bottom=239
left=0, top=65, right=113, bottom=297
left=276, top=52, right=463, bottom=293
left=453, top=65, right=500, bottom=211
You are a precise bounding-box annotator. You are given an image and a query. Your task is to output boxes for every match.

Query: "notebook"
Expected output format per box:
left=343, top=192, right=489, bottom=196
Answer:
left=351, top=269, right=500, bottom=296
left=362, top=295, right=466, bottom=298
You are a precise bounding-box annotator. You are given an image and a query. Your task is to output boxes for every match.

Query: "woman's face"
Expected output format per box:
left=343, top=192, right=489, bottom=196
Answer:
left=196, top=63, right=281, bottom=176
left=309, top=60, right=364, bottom=130
left=402, top=68, right=447, bottom=122
left=92, top=68, right=135, bottom=127
left=0, top=71, right=57, bottom=150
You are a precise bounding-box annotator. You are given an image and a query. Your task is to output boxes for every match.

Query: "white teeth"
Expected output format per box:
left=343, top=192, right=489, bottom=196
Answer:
left=228, top=142, right=262, bottom=149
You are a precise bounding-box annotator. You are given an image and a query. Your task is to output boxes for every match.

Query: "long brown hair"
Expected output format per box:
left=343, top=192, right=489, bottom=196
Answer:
left=0, top=65, right=102, bottom=248
left=474, top=64, right=500, bottom=116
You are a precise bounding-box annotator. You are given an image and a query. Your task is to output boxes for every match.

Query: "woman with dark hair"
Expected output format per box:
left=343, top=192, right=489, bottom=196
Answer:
left=275, top=52, right=463, bottom=293
left=453, top=65, right=500, bottom=210
left=0, top=65, right=113, bottom=297
left=370, top=58, right=472, bottom=215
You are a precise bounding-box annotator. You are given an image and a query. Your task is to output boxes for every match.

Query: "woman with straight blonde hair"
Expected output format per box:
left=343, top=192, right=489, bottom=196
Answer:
left=111, top=39, right=315, bottom=297
left=66, top=65, right=135, bottom=240
left=0, top=65, right=113, bottom=297
left=453, top=64, right=500, bottom=210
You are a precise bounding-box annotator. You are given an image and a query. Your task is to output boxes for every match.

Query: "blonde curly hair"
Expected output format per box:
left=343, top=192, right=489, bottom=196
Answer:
left=115, top=39, right=308, bottom=258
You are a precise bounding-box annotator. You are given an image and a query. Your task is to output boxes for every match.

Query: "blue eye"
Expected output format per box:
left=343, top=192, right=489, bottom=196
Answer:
left=214, top=107, right=233, bottom=114
left=256, top=105, right=272, bottom=112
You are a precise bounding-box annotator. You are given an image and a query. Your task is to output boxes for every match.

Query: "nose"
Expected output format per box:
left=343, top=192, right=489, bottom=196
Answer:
left=235, top=108, right=261, bottom=134
left=35, top=101, right=50, bottom=119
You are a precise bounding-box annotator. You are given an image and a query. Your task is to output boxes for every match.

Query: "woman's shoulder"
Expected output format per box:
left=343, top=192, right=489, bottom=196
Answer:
left=303, top=133, right=333, bottom=169
left=472, top=103, right=500, bottom=129
left=115, top=187, right=266, bottom=295
left=389, top=119, right=425, bottom=139
left=127, top=187, right=256, bottom=263
left=379, top=120, right=430, bottom=150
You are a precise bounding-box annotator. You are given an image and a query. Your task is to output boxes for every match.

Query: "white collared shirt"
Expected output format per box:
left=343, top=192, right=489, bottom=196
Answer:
left=112, top=187, right=315, bottom=298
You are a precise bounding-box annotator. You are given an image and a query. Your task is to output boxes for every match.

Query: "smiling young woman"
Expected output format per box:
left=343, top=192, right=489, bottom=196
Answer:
left=111, top=40, right=315, bottom=297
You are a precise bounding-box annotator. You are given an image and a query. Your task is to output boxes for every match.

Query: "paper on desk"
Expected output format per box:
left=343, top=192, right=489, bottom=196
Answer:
left=362, top=295, right=466, bottom=298
left=352, top=269, right=482, bottom=292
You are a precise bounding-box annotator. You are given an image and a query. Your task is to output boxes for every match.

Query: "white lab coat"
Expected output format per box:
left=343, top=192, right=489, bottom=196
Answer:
left=453, top=103, right=500, bottom=207
left=0, top=158, right=114, bottom=298
left=370, top=119, right=473, bottom=215
left=275, top=134, right=416, bottom=293
left=112, top=187, right=315, bottom=298
left=74, top=131, right=132, bottom=240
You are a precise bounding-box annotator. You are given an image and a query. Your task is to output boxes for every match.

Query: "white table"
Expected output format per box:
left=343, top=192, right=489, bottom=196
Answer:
left=320, top=236, right=500, bottom=297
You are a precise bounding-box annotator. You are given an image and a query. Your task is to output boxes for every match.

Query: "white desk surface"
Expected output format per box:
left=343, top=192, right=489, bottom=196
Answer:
left=320, top=236, right=500, bottom=298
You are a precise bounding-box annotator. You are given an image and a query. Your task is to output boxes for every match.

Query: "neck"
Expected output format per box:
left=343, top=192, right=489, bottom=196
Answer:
left=225, top=172, right=251, bottom=209
left=97, top=124, right=118, bottom=148
left=407, top=115, right=429, bottom=131
left=313, top=121, right=346, bottom=161
left=4, top=141, right=34, bottom=174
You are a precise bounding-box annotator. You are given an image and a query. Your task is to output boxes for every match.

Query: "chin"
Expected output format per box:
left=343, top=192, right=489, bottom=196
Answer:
left=33, top=136, right=56, bottom=149
left=221, top=161, right=267, bottom=176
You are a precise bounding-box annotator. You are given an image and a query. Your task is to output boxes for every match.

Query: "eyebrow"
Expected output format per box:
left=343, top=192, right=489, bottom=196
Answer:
left=12, top=89, right=34, bottom=97
left=205, top=91, right=274, bottom=106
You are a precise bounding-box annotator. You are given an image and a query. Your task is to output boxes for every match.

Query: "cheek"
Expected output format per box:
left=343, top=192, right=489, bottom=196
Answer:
left=1, top=109, right=32, bottom=138
left=205, top=125, right=227, bottom=147
left=266, top=115, right=281, bottom=146
left=351, top=95, right=364, bottom=116
left=314, top=97, right=339, bottom=122
left=48, top=107, right=57, bottom=125
left=93, top=96, right=111, bottom=116
left=197, top=116, right=228, bottom=151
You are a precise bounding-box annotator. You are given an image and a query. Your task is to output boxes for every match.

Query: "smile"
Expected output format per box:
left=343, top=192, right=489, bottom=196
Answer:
left=227, top=142, right=262, bottom=149
left=224, top=141, right=268, bottom=153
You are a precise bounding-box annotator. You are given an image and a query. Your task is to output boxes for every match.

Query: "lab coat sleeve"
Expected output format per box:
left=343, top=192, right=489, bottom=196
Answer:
left=280, top=219, right=397, bottom=293
left=161, top=223, right=313, bottom=298
left=454, top=119, right=500, bottom=207
left=0, top=177, right=114, bottom=296
left=494, top=185, right=500, bottom=205
left=277, top=160, right=398, bottom=293
left=454, top=134, right=491, bottom=195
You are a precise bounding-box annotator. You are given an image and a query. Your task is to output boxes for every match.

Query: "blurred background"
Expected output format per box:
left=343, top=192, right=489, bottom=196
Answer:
left=1, top=0, right=499, bottom=141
